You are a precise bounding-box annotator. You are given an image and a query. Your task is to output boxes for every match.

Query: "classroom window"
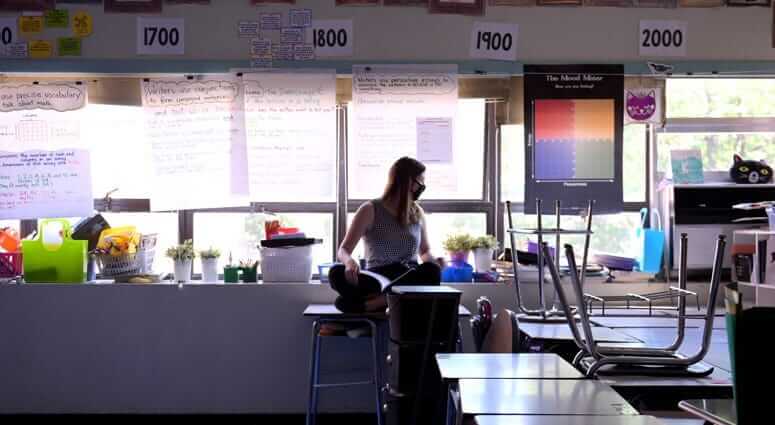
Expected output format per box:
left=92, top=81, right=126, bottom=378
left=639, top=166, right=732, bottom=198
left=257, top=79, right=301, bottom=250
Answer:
left=657, top=132, right=775, bottom=174
left=667, top=79, right=775, bottom=118
left=193, top=212, right=333, bottom=274
left=347, top=99, right=486, bottom=200
left=504, top=212, right=642, bottom=260
left=347, top=212, right=487, bottom=264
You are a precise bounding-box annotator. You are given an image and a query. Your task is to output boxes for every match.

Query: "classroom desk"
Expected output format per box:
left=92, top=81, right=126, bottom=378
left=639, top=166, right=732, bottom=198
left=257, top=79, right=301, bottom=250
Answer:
left=598, top=366, right=733, bottom=403
left=678, top=399, right=736, bottom=425
left=617, top=328, right=728, bottom=347
left=303, top=303, right=471, bottom=317
left=519, top=322, right=641, bottom=343
left=458, top=378, right=639, bottom=416
left=591, top=315, right=726, bottom=330
left=475, top=415, right=667, bottom=425
left=435, top=353, right=584, bottom=381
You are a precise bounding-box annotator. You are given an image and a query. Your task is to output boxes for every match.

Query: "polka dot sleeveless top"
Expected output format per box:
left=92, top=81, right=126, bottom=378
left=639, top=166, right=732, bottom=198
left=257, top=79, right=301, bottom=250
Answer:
left=363, top=199, right=421, bottom=270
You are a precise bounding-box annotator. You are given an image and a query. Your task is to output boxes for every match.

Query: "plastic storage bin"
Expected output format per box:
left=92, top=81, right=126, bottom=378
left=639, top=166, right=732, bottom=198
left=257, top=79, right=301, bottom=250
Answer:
left=260, top=245, right=314, bottom=282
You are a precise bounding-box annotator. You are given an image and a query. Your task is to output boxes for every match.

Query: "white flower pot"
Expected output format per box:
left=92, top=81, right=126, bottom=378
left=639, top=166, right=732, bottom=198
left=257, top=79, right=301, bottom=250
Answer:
left=473, top=248, right=493, bottom=273
left=174, top=259, right=192, bottom=284
left=201, top=258, right=219, bottom=283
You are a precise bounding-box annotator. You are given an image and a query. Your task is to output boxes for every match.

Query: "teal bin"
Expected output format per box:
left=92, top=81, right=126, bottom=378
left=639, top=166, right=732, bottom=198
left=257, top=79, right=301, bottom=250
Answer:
left=22, top=219, right=87, bottom=283
left=636, top=208, right=665, bottom=274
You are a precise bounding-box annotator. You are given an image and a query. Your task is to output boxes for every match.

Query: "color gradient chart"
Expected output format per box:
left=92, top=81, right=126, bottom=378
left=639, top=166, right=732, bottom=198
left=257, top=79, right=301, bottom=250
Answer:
left=533, top=99, right=615, bottom=180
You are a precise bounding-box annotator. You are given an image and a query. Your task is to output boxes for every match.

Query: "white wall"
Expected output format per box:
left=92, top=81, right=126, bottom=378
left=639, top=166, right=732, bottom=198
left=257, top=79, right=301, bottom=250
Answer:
left=1, top=2, right=773, bottom=65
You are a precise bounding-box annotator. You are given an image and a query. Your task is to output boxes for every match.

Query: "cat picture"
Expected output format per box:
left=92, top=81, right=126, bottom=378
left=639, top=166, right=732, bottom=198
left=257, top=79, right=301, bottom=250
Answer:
left=730, top=154, right=773, bottom=184
left=626, top=90, right=657, bottom=122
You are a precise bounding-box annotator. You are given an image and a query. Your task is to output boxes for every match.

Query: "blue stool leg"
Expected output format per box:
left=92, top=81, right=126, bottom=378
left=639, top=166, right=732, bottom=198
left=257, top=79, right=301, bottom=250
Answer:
left=367, top=319, right=384, bottom=425
left=306, top=320, right=322, bottom=425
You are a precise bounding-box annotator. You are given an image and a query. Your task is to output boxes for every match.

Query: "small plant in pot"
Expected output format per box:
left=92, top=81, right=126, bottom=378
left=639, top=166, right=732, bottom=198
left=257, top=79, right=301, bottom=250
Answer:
left=471, top=235, right=499, bottom=273
left=166, top=239, right=195, bottom=284
left=199, top=247, right=221, bottom=283
left=442, top=233, right=475, bottom=264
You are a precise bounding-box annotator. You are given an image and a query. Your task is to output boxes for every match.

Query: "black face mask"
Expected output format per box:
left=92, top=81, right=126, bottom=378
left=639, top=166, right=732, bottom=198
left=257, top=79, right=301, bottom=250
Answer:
left=412, top=179, right=426, bottom=200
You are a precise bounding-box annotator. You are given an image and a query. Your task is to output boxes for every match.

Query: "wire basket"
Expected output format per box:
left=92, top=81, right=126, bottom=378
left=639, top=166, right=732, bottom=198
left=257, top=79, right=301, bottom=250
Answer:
left=96, top=234, right=157, bottom=277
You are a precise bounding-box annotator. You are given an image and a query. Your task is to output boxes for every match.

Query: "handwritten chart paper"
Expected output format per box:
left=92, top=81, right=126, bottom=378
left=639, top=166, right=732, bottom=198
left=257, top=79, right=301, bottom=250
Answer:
left=350, top=64, right=458, bottom=198
left=141, top=77, right=248, bottom=210
left=242, top=71, right=336, bottom=202
left=0, top=83, right=92, bottom=220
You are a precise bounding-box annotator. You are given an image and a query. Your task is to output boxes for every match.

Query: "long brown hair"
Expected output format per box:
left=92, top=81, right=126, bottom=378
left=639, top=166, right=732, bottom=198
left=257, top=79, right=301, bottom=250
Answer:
left=382, top=157, right=425, bottom=227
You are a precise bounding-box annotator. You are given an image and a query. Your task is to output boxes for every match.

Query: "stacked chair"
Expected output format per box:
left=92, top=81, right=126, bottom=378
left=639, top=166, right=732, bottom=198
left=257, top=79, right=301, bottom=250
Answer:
left=543, top=233, right=726, bottom=378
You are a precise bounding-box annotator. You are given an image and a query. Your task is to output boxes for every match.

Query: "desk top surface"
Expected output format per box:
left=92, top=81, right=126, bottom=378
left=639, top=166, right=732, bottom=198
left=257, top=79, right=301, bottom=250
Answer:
left=617, top=328, right=728, bottom=346
left=475, top=415, right=666, bottom=425
left=597, top=366, right=732, bottom=389
left=435, top=353, right=584, bottom=380
left=303, top=303, right=471, bottom=317
left=519, top=322, right=640, bottom=343
left=679, top=399, right=736, bottom=425
left=459, top=378, right=638, bottom=416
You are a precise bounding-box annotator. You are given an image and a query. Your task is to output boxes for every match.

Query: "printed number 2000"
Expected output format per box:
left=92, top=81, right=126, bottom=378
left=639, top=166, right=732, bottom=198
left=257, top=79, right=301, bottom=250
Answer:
left=641, top=29, right=683, bottom=48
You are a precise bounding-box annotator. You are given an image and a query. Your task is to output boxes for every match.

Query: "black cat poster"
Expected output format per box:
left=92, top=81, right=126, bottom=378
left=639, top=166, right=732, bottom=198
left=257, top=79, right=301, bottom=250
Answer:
left=624, top=87, right=662, bottom=124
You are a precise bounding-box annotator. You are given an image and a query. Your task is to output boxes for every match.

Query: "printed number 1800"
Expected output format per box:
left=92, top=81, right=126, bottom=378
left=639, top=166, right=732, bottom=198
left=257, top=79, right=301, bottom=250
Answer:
left=313, top=29, right=347, bottom=48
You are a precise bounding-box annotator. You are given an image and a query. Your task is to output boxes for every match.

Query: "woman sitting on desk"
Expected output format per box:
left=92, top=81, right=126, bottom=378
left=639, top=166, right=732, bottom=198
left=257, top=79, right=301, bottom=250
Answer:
left=329, top=156, right=444, bottom=313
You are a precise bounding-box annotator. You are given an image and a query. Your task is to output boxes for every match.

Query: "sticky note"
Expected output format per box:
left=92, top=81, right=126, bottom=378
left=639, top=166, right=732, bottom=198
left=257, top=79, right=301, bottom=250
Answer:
left=28, top=40, right=53, bottom=59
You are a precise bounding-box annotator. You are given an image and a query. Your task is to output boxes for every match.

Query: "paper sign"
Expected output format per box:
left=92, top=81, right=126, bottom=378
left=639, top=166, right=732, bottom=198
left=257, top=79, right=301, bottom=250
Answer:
left=260, top=13, right=282, bottom=31
left=417, top=117, right=453, bottom=164
left=250, top=58, right=272, bottom=68
left=142, top=77, right=248, bottom=210
left=470, top=21, right=518, bottom=61
left=272, top=43, right=293, bottom=61
left=19, top=16, right=44, bottom=35
left=639, top=20, right=687, bottom=57
left=45, top=9, right=68, bottom=28
left=57, top=37, right=81, bottom=56
left=289, top=9, right=312, bottom=27
left=28, top=40, right=53, bottom=59
left=0, top=83, right=85, bottom=112
left=238, top=21, right=259, bottom=38
left=293, top=43, right=314, bottom=60
left=0, top=149, right=93, bottom=220
left=137, top=17, right=184, bottom=55
left=1, top=42, right=27, bottom=58
left=309, top=20, right=353, bottom=57
left=281, top=27, right=304, bottom=43
left=250, top=38, right=271, bottom=57
left=0, top=18, right=18, bottom=47
left=72, top=11, right=92, bottom=38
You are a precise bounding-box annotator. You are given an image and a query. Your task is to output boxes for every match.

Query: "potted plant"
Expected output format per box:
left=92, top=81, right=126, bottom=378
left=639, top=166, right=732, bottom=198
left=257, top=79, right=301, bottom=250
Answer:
left=442, top=233, right=475, bottom=264
left=199, top=247, right=221, bottom=283
left=166, top=239, right=195, bottom=284
left=471, top=235, right=499, bottom=273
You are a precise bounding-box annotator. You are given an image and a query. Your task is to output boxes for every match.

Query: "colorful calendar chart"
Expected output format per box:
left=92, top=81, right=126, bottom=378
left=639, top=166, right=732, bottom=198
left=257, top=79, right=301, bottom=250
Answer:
left=533, top=99, right=615, bottom=181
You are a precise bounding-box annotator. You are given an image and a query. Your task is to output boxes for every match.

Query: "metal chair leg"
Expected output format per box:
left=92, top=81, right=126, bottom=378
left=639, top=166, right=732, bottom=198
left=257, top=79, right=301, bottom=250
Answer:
left=368, top=320, right=384, bottom=425
left=306, top=320, right=322, bottom=425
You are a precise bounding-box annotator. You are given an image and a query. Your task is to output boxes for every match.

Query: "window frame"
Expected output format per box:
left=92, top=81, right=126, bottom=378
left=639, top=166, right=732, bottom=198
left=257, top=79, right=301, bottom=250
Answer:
left=17, top=79, right=650, bottom=278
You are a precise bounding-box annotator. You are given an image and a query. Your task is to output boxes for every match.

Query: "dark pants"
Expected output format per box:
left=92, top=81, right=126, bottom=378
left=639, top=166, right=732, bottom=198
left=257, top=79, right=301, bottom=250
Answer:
left=329, top=262, right=441, bottom=313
